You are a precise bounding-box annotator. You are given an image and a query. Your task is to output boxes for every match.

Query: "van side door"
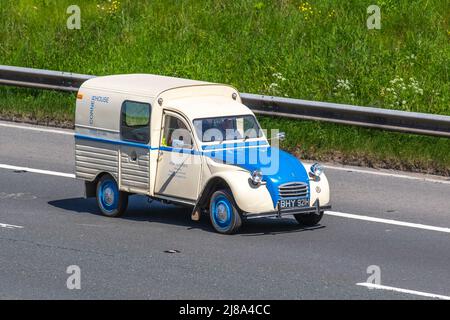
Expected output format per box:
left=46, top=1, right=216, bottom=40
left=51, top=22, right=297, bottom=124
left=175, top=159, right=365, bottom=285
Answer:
left=119, top=101, right=152, bottom=194
left=154, top=111, right=202, bottom=201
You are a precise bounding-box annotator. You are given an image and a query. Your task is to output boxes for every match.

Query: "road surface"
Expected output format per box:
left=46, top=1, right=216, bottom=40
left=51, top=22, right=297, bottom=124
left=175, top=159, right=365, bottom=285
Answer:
left=0, top=121, right=449, bottom=299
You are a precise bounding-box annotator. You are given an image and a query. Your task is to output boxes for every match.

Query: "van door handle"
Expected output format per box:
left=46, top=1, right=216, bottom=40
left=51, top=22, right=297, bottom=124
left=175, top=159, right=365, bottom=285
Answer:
left=130, top=151, right=137, bottom=161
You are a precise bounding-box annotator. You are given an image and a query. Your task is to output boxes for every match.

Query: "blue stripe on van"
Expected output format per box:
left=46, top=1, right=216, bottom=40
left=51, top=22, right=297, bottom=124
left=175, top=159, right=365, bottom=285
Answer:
left=74, top=134, right=159, bottom=150
left=202, top=140, right=269, bottom=151
left=159, top=145, right=204, bottom=155
left=75, top=134, right=268, bottom=154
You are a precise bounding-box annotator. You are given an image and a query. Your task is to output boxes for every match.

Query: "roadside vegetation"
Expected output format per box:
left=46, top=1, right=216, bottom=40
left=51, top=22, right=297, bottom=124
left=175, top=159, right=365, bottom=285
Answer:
left=0, top=0, right=449, bottom=174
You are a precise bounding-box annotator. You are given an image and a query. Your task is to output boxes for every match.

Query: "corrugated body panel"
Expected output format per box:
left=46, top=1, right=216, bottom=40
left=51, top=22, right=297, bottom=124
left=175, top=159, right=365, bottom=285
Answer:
left=120, top=153, right=150, bottom=190
left=121, top=179, right=148, bottom=190
left=121, top=167, right=149, bottom=178
left=75, top=141, right=119, bottom=181
left=75, top=144, right=117, bottom=156
left=121, top=174, right=148, bottom=184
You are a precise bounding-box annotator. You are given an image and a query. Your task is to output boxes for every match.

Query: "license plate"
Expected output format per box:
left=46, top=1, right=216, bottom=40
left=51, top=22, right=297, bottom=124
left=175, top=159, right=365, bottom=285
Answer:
left=278, top=198, right=309, bottom=209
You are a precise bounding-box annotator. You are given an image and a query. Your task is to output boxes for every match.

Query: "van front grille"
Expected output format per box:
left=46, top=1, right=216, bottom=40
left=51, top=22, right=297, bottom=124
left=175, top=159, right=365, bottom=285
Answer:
left=278, top=182, right=308, bottom=198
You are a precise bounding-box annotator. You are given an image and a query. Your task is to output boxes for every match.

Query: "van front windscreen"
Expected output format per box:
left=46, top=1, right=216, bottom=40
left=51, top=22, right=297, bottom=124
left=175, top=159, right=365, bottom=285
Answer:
left=193, top=115, right=264, bottom=143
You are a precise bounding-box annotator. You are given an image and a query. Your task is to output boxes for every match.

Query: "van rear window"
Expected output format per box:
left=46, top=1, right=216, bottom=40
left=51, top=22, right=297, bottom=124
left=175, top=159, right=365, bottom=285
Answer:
left=121, top=101, right=151, bottom=144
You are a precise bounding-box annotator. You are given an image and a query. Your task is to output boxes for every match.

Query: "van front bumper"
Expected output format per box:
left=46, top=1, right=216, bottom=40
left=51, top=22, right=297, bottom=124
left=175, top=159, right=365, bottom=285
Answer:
left=243, top=200, right=331, bottom=220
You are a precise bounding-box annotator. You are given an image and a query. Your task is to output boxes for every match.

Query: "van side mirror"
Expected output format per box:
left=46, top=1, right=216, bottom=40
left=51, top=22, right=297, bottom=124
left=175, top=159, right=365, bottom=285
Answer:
left=277, top=132, right=286, bottom=141
left=269, top=132, right=285, bottom=141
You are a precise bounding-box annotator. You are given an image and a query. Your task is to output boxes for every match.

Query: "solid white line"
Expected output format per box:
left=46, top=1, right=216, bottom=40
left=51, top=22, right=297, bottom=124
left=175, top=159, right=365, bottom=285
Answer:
left=325, top=211, right=450, bottom=234
left=0, top=222, right=24, bottom=229
left=0, top=164, right=75, bottom=179
left=0, top=122, right=73, bottom=135
left=324, top=164, right=450, bottom=185
left=356, top=283, right=450, bottom=300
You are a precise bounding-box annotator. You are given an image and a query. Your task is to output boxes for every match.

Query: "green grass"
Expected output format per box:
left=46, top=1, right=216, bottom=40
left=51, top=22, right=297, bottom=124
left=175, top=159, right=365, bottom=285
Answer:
left=0, top=0, right=449, bottom=173
left=0, top=87, right=75, bottom=126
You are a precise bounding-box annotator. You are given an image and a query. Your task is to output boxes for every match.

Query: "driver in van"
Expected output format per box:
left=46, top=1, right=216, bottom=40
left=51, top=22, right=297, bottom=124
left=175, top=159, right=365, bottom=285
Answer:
left=220, top=118, right=241, bottom=140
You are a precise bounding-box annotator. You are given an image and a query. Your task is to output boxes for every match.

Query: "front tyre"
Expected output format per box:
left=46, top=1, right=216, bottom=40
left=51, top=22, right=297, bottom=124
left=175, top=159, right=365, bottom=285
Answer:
left=96, top=174, right=128, bottom=217
left=209, top=190, right=242, bottom=234
left=294, top=211, right=324, bottom=227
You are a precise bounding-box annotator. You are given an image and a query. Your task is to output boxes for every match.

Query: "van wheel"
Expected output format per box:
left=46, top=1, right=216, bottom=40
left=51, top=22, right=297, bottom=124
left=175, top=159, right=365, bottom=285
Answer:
left=294, top=212, right=323, bottom=227
left=209, top=190, right=242, bottom=234
left=96, top=175, right=128, bottom=217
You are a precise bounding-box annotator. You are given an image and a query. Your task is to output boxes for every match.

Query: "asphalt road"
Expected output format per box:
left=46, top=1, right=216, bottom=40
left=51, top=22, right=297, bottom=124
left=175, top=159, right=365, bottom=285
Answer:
left=0, top=120, right=449, bottom=299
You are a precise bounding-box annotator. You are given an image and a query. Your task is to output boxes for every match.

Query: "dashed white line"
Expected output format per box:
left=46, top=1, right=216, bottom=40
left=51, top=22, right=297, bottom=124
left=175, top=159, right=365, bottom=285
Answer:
left=0, top=222, right=24, bottom=229
left=326, top=211, right=450, bottom=234
left=357, top=283, right=450, bottom=300
left=0, top=164, right=75, bottom=179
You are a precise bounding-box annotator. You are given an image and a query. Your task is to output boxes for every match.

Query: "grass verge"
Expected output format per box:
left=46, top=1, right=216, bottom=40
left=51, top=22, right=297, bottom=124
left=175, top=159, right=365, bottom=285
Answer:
left=0, top=87, right=449, bottom=176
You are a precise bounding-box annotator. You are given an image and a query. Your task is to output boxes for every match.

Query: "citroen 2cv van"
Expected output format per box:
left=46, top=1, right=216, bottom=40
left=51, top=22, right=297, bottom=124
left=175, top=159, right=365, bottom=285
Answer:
left=74, top=74, right=331, bottom=234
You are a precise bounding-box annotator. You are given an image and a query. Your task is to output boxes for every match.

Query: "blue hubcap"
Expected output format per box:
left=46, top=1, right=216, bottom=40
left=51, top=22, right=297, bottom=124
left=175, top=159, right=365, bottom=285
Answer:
left=212, top=195, right=232, bottom=229
left=99, top=179, right=118, bottom=213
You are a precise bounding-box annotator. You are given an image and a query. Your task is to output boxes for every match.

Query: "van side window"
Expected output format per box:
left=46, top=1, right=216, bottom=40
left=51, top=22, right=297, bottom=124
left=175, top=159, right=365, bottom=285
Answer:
left=121, top=101, right=151, bottom=144
left=161, top=115, right=193, bottom=149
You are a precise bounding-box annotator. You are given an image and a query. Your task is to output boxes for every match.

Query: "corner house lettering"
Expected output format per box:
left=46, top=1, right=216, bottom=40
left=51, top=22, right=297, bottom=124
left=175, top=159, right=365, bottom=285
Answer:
left=74, top=74, right=331, bottom=234
left=89, top=95, right=110, bottom=125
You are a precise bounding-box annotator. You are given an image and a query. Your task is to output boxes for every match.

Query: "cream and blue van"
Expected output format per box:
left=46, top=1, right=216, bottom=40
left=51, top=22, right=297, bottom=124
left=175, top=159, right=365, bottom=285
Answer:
left=74, top=74, right=331, bottom=234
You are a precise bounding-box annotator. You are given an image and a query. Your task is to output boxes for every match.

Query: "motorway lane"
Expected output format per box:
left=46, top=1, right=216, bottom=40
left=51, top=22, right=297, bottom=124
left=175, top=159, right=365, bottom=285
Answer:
left=1, top=121, right=449, bottom=227
left=0, top=121, right=450, bottom=299
left=329, top=168, right=450, bottom=228
left=1, top=170, right=449, bottom=299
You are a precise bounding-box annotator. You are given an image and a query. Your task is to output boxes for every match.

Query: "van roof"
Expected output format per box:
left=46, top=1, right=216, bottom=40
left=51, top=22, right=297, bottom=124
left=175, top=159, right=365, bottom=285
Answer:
left=81, top=74, right=210, bottom=97
left=168, top=96, right=254, bottom=120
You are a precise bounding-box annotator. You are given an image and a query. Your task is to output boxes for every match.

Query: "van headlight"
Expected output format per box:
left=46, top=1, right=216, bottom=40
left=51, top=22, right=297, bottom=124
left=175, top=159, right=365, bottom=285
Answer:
left=251, top=170, right=263, bottom=185
left=309, top=163, right=324, bottom=178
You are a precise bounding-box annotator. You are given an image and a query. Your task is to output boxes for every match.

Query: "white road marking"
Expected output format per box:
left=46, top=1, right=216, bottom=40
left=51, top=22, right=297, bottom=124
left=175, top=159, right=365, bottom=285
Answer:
left=1, top=163, right=450, bottom=234
left=0, top=122, right=73, bottom=135
left=326, top=211, right=450, bottom=234
left=323, top=164, right=450, bottom=185
left=357, top=283, right=450, bottom=300
left=0, top=164, right=75, bottom=179
left=0, top=222, right=24, bottom=229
